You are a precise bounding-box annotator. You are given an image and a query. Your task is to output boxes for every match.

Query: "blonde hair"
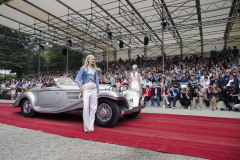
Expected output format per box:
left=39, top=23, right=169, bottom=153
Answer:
left=83, top=55, right=98, bottom=70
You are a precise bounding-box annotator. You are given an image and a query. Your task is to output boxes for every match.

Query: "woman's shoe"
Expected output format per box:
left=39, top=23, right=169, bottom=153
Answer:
left=212, top=109, right=214, bottom=111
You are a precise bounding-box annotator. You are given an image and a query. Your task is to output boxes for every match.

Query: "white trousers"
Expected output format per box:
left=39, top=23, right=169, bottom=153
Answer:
left=83, top=82, right=98, bottom=132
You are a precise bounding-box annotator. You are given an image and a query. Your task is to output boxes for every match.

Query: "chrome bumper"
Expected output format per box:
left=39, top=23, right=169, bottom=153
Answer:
left=121, top=104, right=146, bottom=115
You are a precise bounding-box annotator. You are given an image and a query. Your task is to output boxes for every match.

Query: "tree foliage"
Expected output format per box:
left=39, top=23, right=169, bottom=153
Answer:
left=0, top=26, right=34, bottom=78
left=45, top=47, right=83, bottom=72
left=0, top=0, right=10, bottom=5
left=0, top=25, right=83, bottom=78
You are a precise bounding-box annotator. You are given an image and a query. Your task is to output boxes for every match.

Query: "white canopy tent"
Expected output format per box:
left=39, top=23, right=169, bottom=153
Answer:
left=0, top=0, right=239, bottom=62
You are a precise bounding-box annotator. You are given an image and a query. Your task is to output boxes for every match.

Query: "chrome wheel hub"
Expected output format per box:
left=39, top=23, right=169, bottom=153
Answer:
left=23, top=100, right=31, bottom=113
left=97, top=103, right=112, bottom=122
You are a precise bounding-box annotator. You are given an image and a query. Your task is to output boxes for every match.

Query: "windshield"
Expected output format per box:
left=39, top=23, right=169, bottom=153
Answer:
left=54, top=77, right=76, bottom=85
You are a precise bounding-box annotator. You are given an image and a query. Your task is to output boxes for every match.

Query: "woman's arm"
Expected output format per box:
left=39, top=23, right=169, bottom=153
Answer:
left=75, top=67, right=84, bottom=87
left=95, top=70, right=100, bottom=94
left=137, top=73, right=142, bottom=91
left=129, top=74, right=132, bottom=88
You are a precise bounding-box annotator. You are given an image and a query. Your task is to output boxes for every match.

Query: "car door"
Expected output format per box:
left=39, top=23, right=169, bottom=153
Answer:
left=37, top=87, right=63, bottom=109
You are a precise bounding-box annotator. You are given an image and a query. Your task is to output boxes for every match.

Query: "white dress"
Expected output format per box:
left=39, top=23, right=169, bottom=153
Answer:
left=131, top=72, right=140, bottom=91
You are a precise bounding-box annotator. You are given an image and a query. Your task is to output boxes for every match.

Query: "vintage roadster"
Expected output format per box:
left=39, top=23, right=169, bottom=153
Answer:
left=11, top=78, right=145, bottom=127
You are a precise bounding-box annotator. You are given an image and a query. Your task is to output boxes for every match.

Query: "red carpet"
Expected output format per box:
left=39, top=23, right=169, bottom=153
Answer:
left=1, top=103, right=240, bottom=160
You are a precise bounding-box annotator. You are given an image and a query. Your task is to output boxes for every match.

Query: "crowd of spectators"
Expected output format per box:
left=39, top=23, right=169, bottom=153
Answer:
left=0, top=46, right=239, bottom=111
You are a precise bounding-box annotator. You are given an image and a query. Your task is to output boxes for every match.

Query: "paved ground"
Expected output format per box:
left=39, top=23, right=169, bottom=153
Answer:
left=2, top=99, right=239, bottom=160
left=0, top=123, right=204, bottom=160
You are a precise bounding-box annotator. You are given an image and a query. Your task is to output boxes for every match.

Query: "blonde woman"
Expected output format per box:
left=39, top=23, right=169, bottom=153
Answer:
left=75, top=55, right=99, bottom=133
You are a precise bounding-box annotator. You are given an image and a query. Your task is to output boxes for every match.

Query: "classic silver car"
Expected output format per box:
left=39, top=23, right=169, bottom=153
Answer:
left=11, top=78, right=145, bottom=127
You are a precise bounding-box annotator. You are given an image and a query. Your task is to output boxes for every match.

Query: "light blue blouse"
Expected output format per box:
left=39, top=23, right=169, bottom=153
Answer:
left=75, top=66, right=99, bottom=93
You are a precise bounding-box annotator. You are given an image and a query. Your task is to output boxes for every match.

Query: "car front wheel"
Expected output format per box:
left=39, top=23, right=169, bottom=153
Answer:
left=95, top=99, right=120, bottom=127
left=20, top=98, right=36, bottom=117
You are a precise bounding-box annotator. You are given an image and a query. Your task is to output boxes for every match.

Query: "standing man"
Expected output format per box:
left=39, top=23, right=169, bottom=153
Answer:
left=151, top=83, right=161, bottom=107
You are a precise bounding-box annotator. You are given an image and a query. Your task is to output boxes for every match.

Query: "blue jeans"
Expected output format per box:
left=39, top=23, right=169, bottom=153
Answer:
left=151, top=96, right=161, bottom=107
left=168, top=96, right=177, bottom=107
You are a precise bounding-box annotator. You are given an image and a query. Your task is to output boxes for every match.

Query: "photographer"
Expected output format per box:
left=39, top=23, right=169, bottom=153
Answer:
left=188, top=75, right=199, bottom=98
left=180, top=87, right=191, bottom=109
left=223, top=82, right=239, bottom=111
left=222, top=74, right=235, bottom=97
left=192, top=84, right=204, bottom=110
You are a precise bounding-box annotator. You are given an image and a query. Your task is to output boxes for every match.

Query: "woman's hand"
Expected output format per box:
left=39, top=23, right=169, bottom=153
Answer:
left=79, top=87, right=83, bottom=93
left=97, top=94, right=99, bottom=98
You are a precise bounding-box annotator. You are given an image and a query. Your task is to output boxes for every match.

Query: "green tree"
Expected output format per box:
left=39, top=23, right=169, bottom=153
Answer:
left=0, top=26, right=34, bottom=78
left=0, top=25, right=83, bottom=77
left=0, top=0, right=10, bottom=5
left=45, top=48, right=83, bottom=72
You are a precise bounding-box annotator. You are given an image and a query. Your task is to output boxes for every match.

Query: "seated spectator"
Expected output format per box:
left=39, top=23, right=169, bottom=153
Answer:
left=105, top=78, right=112, bottom=85
left=222, top=74, right=235, bottom=97
left=180, top=73, right=188, bottom=84
left=192, top=84, right=205, bottom=110
left=223, top=82, right=239, bottom=111
left=160, top=77, right=168, bottom=88
left=161, top=85, right=170, bottom=108
left=141, top=75, right=146, bottom=89
left=46, top=78, right=56, bottom=87
left=151, top=83, right=161, bottom=107
left=144, top=78, right=153, bottom=89
left=170, top=77, right=179, bottom=89
left=180, top=87, right=191, bottom=109
left=201, top=76, right=210, bottom=89
left=143, top=85, right=151, bottom=103
left=222, top=71, right=230, bottom=87
left=168, top=85, right=178, bottom=109
left=188, top=75, right=199, bottom=87
left=208, top=83, right=219, bottom=111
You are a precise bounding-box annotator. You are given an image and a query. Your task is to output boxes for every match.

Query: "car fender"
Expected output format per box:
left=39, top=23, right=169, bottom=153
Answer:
left=12, top=91, right=37, bottom=109
left=99, top=90, right=129, bottom=109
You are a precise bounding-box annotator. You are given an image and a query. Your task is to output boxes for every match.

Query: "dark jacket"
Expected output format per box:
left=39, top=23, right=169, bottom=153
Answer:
left=151, top=87, right=161, bottom=98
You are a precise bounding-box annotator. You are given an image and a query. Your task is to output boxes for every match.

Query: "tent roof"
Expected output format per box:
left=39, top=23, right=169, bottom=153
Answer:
left=0, top=0, right=239, bottom=57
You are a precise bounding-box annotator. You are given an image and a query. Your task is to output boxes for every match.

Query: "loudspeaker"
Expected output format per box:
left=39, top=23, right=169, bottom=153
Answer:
left=144, top=36, right=149, bottom=46
left=68, top=40, right=72, bottom=47
left=119, top=40, right=124, bottom=48
left=108, top=32, right=112, bottom=39
left=161, top=22, right=167, bottom=29
left=62, top=48, right=67, bottom=55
